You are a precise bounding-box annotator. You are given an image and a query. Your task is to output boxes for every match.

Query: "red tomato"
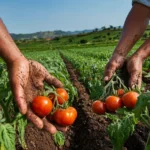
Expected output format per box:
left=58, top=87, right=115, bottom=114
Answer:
left=56, top=88, right=69, bottom=104
left=53, top=107, right=77, bottom=126
left=122, top=91, right=139, bottom=109
left=92, top=100, right=106, bottom=114
left=117, top=89, right=125, bottom=97
left=105, top=96, right=122, bottom=112
left=31, top=96, right=53, bottom=117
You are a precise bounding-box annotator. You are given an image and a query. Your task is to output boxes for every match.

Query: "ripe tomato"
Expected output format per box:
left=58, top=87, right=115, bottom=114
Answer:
left=92, top=100, right=106, bottom=114
left=53, top=107, right=77, bottom=126
left=56, top=88, right=69, bottom=104
left=117, top=89, right=125, bottom=97
left=31, top=96, right=53, bottom=117
left=122, top=91, right=139, bottom=109
left=105, top=96, right=122, bottom=112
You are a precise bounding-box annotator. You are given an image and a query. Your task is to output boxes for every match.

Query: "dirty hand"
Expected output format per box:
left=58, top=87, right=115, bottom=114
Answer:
left=104, top=53, right=125, bottom=81
left=7, top=56, right=67, bottom=134
left=127, top=55, right=143, bottom=88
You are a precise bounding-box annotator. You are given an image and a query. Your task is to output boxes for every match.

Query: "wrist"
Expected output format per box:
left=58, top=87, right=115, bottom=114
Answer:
left=6, top=54, right=27, bottom=67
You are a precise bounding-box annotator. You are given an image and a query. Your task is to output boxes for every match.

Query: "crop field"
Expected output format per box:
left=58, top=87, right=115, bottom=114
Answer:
left=1, top=42, right=150, bottom=150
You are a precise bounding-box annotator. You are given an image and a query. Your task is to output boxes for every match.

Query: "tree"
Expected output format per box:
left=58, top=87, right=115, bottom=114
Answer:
left=80, top=39, right=87, bottom=44
left=109, top=25, right=114, bottom=30
left=101, top=26, right=106, bottom=30
left=107, top=32, right=110, bottom=36
left=93, top=28, right=99, bottom=32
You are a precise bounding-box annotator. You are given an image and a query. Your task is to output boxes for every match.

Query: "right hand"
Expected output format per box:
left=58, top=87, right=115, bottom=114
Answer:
left=8, top=56, right=67, bottom=134
left=104, top=53, right=125, bottom=81
left=127, top=55, right=143, bottom=88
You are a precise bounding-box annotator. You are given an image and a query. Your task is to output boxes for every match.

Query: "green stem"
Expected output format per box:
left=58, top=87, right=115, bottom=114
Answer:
left=145, top=132, right=150, bottom=150
left=113, top=144, right=123, bottom=150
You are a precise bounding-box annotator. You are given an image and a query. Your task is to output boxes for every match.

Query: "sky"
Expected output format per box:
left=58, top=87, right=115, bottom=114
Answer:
left=0, top=0, right=132, bottom=34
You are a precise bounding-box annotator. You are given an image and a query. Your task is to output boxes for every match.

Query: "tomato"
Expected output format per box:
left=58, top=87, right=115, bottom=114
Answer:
left=31, top=96, right=53, bottom=117
left=122, top=91, right=139, bottom=109
left=105, top=96, right=122, bottom=112
left=53, top=107, right=77, bottom=126
left=117, top=89, right=125, bottom=97
left=56, top=88, right=69, bottom=104
left=92, top=100, right=106, bottom=114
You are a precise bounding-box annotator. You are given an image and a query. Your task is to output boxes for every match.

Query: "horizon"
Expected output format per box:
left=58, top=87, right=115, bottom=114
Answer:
left=1, top=0, right=132, bottom=34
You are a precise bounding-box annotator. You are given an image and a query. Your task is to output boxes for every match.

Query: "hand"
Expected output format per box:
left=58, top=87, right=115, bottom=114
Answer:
left=7, top=56, right=67, bottom=134
left=127, top=55, right=143, bottom=88
left=104, top=53, right=125, bottom=81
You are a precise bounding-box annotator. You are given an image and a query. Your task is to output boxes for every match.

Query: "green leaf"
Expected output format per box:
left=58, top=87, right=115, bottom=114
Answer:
left=17, top=115, right=27, bottom=149
left=53, top=131, right=65, bottom=147
left=0, top=124, right=15, bottom=150
left=107, top=113, right=138, bottom=150
left=133, top=93, right=150, bottom=118
left=0, top=143, right=6, bottom=150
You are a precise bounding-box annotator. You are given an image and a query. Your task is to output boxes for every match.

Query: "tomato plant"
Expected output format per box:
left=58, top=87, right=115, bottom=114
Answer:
left=32, top=96, right=53, bottom=117
left=105, top=96, right=122, bottom=112
left=122, top=91, right=139, bottom=109
left=92, top=100, right=106, bottom=114
left=117, top=89, right=125, bottom=97
left=56, top=88, right=69, bottom=104
left=53, top=107, right=77, bottom=126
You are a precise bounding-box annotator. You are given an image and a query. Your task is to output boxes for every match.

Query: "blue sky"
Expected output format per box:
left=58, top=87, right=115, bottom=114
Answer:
left=0, top=0, right=132, bottom=33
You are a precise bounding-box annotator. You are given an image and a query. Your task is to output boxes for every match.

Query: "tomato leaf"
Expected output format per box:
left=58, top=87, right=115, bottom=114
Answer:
left=0, top=143, right=6, bottom=150
left=133, top=93, right=150, bottom=118
left=16, top=115, right=27, bottom=149
left=107, top=113, right=138, bottom=150
left=0, top=123, right=15, bottom=150
left=53, top=131, right=65, bottom=147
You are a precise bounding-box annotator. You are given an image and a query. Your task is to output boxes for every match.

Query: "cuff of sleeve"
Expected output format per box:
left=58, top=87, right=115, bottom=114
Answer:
left=132, top=0, right=150, bottom=7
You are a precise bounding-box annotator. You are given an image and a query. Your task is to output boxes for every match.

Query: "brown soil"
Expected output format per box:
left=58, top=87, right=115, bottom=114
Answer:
left=62, top=58, right=112, bottom=150
left=16, top=56, right=150, bottom=150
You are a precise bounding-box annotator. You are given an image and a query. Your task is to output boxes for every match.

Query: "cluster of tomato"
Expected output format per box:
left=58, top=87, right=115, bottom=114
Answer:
left=92, top=89, right=139, bottom=114
left=31, top=88, right=77, bottom=126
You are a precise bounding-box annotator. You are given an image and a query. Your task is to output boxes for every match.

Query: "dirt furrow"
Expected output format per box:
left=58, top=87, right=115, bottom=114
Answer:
left=62, top=57, right=112, bottom=150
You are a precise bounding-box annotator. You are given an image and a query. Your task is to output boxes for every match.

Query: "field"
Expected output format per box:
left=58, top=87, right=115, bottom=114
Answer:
left=1, top=38, right=150, bottom=150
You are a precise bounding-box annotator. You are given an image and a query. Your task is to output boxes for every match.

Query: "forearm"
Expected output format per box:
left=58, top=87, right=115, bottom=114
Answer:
left=114, top=3, right=150, bottom=57
left=0, top=19, right=24, bottom=64
left=132, top=38, right=150, bottom=60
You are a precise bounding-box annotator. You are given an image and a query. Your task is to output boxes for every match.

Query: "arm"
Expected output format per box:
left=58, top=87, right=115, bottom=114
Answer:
left=104, top=3, right=150, bottom=81
left=0, top=19, right=25, bottom=63
left=127, top=38, right=150, bottom=88
left=0, top=19, right=66, bottom=134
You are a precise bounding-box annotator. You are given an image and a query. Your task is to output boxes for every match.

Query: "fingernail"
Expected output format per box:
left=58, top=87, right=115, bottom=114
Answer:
left=104, top=76, right=108, bottom=81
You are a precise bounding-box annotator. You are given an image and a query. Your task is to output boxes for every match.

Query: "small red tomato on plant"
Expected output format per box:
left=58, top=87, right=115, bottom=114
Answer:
left=117, top=89, right=125, bottom=97
left=122, top=91, right=139, bottom=109
left=92, top=100, right=106, bottom=114
left=31, top=96, right=53, bottom=117
left=105, top=96, right=122, bottom=112
left=53, top=107, right=77, bottom=126
left=56, top=88, right=69, bottom=104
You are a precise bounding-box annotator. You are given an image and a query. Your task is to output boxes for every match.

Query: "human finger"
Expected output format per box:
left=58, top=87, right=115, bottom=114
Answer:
left=26, top=108, right=44, bottom=129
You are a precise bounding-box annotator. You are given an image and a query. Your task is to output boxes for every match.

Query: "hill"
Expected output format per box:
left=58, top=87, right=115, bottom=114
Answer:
left=16, top=25, right=150, bottom=51
left=11, top=29, right=93, bottom=40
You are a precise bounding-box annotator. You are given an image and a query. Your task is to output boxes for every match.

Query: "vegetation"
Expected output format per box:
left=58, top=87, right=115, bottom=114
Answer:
left=1, top=24, right=150, bottom=149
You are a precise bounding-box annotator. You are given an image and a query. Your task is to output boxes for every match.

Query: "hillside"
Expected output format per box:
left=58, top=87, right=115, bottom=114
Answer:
left=16, top=25, right=150, bottom=51
left=11, top=29, right=93, bottom=40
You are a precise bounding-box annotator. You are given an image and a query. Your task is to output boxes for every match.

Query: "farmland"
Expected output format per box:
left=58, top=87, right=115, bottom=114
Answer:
left=1, top=35, right=150, bottom=150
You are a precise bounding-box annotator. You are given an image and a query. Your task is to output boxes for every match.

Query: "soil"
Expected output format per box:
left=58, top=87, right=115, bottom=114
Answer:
left=16, top=57, right=150, bottom=150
